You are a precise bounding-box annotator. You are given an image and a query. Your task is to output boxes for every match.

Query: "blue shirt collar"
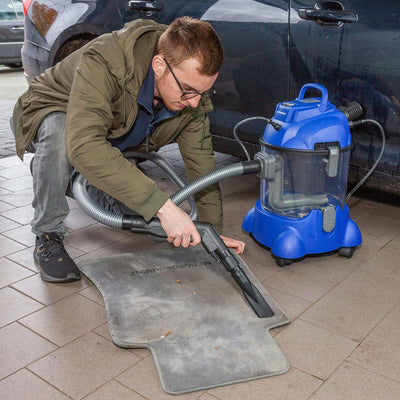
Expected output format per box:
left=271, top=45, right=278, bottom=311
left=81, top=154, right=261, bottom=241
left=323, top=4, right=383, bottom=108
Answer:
left=137, top=63, right=156, bottom=114
left=137, top=63, right=177, bottom=119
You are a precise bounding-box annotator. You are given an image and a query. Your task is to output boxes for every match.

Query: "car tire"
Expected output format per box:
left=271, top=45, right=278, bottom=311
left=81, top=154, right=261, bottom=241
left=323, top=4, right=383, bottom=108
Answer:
left=5, top=63, right=22, bottom=68
left=53, top=36, right=96, bottom=65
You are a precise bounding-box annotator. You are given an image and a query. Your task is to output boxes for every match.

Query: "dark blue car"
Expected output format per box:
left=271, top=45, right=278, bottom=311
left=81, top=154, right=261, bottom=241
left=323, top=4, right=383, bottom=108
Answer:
left=21, top=0, right=400, bottom=196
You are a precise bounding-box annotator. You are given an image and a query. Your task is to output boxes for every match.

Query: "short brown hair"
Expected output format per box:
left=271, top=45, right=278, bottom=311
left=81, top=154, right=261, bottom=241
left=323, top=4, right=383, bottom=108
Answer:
left=155, top=16, right=224, bottom=75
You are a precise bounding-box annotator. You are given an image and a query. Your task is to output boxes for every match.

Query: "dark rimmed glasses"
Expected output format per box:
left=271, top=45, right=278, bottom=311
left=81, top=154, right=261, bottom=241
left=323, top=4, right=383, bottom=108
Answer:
left=163, top=58, right=216, bottom=100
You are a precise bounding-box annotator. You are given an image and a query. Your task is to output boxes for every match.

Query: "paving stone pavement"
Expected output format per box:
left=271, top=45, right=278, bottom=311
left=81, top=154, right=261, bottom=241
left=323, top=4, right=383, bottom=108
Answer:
left=0, top=66, right=28, bottom=158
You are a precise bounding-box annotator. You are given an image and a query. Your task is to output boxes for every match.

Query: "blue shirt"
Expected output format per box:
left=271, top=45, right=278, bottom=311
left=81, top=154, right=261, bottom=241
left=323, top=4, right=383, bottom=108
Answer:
left=109, top=64, right=177, bottom=151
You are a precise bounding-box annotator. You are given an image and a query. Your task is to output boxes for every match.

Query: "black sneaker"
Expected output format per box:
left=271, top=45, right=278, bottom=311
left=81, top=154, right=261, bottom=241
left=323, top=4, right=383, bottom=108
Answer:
left=34, top=233, right=81, bottom=283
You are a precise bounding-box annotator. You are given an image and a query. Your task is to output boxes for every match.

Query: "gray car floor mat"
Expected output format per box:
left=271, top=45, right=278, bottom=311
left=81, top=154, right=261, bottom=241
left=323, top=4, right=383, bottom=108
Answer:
left=78, top=246, right=290, bottom=395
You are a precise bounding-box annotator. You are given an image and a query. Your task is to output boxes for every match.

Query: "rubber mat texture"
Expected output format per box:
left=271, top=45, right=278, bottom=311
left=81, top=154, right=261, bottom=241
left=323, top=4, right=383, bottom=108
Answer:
left=78, top=246, right=290, bottom=394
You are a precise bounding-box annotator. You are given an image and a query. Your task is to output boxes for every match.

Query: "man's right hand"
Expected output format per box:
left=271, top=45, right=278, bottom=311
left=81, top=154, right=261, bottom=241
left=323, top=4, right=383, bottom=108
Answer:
left=156, top=199, right=201, bottom=248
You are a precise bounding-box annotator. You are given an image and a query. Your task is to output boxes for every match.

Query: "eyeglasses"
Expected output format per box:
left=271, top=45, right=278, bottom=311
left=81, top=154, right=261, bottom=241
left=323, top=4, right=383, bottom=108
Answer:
left=163, top=58, right=216, bottom=100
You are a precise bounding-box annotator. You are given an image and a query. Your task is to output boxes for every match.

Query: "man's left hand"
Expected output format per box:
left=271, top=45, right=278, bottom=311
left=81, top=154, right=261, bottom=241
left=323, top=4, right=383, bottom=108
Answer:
left=220, top=235, right=246, bottom=254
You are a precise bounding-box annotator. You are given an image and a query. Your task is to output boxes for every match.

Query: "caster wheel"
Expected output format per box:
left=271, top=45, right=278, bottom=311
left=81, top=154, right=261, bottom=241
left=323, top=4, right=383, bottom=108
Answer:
left=275, top=258, right=293, bottom=267
left=338, top=247, right=355, bottom=258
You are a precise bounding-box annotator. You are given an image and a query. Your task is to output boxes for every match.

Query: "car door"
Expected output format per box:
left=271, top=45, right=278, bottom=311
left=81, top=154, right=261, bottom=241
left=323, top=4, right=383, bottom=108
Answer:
left=290, top=0, right=400, bottom=193
left=290, top=1, right=400, bottom=129
left=289, top=1, right=358, bottom=99
left=115, top=0, right=290, bottom=156
left=0, top=0, right=24, bottom=66
left=201, top=0, right=290, bottom=150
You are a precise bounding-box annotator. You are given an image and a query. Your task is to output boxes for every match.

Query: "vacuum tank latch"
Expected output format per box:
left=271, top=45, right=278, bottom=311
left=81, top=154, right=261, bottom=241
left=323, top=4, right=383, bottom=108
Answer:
left=322, top=206, right=336, bottom=232
left=326, top=145, right=339, bottom=177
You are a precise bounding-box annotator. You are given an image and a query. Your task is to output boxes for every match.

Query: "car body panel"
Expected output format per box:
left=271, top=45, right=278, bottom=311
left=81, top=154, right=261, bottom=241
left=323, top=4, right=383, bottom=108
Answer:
left=0, top=0, right=24, bottom=66
left=21, top=0, right=400, bottom=195
left=21, top=0, right=125, bottom=77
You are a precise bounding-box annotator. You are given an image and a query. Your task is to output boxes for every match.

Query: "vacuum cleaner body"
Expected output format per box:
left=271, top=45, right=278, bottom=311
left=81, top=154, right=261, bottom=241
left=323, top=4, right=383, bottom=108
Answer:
left=242, top=83, right=362, bottom=265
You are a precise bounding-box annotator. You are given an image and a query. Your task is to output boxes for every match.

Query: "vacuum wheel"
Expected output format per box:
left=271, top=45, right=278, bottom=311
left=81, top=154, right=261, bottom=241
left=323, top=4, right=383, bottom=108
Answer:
left=338, top=247, right=356, bottom=258
left=275, top=257, right=293, bottom=268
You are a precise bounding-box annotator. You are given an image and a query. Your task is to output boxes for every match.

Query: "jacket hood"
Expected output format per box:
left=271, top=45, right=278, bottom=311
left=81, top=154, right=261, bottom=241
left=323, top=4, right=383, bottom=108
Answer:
left=114, top=19, right=168, bottom=83
left=88, top=19, right=167, bottom=90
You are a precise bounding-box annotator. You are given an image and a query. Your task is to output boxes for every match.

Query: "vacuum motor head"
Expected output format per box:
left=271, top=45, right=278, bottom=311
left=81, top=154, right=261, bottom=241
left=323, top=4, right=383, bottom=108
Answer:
left=262, top=83, right=352, bottom=150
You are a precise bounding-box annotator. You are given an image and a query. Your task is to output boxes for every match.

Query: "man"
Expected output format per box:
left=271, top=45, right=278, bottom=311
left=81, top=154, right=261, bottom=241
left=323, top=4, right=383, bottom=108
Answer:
left=12, top=16, right=245, bottom=284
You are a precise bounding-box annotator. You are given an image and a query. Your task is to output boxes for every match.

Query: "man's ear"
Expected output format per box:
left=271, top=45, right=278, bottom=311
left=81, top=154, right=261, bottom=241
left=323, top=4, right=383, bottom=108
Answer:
left=152, top=55, right=165, bottom=76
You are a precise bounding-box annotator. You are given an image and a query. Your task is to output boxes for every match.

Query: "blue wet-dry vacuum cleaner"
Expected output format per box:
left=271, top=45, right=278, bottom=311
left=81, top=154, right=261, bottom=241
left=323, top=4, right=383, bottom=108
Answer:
left=70, top=82, right=384, bottom=316
left=242, top=83, right=363, bottom=266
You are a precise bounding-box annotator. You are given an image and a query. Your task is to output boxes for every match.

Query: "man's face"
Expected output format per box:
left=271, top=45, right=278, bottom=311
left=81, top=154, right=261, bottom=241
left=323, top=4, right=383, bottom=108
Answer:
left=153, top=56, right=218, bottom=111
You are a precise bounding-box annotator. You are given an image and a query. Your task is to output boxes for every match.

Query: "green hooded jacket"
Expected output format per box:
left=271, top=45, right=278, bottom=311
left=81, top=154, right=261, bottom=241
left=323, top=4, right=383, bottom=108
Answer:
left=12, top=19, right=222, bottom=231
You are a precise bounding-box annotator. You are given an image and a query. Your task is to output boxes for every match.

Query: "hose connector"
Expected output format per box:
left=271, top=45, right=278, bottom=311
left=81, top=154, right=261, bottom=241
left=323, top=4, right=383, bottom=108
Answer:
left=254, top=152, right=277, bottom=180
left=338, top=101, right=363, bottom=122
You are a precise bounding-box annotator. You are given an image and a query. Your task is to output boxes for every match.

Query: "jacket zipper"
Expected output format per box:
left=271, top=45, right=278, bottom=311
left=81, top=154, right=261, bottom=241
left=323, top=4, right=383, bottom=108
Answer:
left=200, top=112, right=206, bottom=150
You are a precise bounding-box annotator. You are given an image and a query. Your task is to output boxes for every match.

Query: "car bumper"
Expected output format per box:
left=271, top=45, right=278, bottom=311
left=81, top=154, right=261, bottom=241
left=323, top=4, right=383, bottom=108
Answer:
left=21, top=40, right=52, bottom=82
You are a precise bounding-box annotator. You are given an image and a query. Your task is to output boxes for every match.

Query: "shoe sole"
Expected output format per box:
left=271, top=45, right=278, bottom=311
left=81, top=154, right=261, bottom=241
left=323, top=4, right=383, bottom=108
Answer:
left=34, top=252, right=81, bottom=283
left=40, top=269, right=81, bottom=283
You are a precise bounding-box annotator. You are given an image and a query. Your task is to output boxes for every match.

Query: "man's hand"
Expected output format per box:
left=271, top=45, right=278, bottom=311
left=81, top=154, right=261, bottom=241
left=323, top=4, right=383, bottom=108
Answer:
left=157, top=199, right=201, bottom=248
left=220, top=235, right=246, bottom=255
left=156, top=200, right=246, bottom=254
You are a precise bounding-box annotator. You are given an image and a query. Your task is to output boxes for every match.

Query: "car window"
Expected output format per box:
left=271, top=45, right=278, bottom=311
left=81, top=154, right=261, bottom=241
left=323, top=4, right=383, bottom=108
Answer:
left=0, top=0, right=16, bottom=21
left=13, top=0, right=24, bottom=20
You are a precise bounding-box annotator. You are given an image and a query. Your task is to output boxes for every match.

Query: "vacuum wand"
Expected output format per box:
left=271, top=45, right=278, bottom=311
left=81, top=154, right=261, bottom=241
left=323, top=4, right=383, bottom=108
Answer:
left=193, top=222, right=275, bottom=318
left=124, top=215, right=275, bottom=318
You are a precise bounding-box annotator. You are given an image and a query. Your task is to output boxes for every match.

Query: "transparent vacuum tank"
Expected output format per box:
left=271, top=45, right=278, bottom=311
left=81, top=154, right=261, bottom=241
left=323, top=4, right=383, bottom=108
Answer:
left=260, top=145, right=352, bottom=218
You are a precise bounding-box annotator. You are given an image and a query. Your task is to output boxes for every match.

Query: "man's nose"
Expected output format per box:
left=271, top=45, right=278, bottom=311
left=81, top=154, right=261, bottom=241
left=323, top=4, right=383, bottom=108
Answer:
left=186, top=96, right=201, bottom=108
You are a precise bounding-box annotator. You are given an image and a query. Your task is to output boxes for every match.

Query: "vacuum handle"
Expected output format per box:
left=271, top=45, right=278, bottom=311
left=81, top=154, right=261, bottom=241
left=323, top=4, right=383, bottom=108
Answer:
left=146, top=220, right=230, bottom=262
left=143, top=218, right=239, bottom=271
left=297, top=83, right=329, bottom=113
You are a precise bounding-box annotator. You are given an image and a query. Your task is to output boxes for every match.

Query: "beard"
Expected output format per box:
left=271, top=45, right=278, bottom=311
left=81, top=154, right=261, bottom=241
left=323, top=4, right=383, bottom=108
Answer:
left=163, top=99, right=186, bottom=112
left=154, top=95, right=182, bottom=112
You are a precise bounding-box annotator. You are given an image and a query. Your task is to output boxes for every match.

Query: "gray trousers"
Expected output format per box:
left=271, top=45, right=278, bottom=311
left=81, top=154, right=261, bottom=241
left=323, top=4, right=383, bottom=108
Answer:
left=30, top=112, right=131, bottom=236
left=30, top=112, right=72, bottom=236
